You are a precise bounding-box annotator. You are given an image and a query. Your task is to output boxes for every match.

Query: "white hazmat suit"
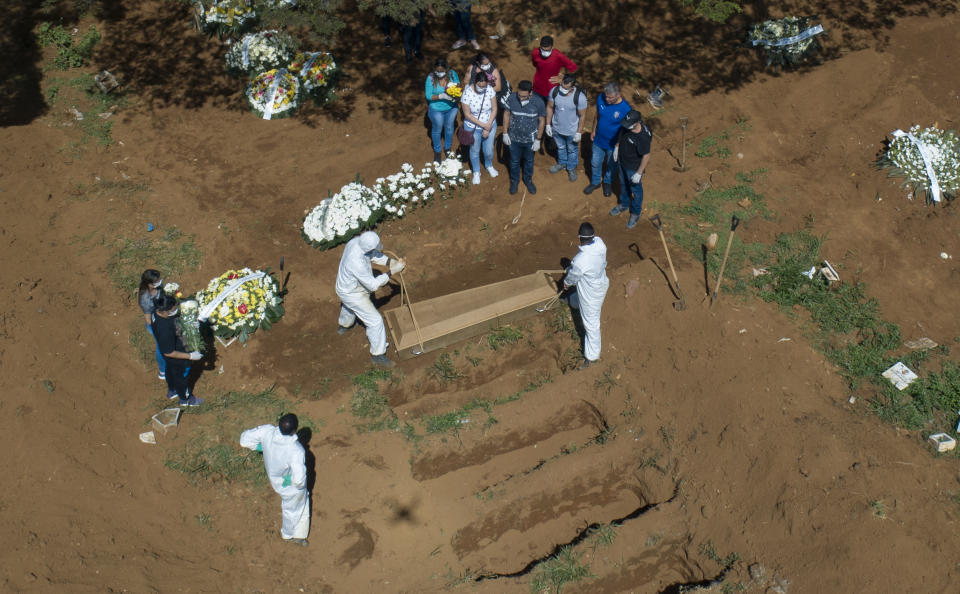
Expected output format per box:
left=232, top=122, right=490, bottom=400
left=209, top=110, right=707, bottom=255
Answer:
left=564, top=237, right=610, bottom=362
left=336, top=231, right=392, bottom=356
left=239, top=424, right=309, bottom=540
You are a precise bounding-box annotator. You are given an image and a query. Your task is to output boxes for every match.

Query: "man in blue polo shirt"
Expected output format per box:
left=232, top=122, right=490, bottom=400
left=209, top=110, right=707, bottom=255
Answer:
left=583, top=82, right=631, bottom=197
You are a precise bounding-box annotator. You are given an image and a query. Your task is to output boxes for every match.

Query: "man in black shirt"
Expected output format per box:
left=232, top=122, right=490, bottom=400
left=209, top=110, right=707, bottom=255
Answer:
left=502, top=80, right=546, bottom=195
left=609, top=110, right=651, bottom=229
left=152, top=294, right=204, bottom=407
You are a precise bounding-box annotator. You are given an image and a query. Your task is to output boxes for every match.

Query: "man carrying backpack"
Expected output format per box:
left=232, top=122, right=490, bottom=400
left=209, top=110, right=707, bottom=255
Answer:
left=545, top=74, right=588, bottom=181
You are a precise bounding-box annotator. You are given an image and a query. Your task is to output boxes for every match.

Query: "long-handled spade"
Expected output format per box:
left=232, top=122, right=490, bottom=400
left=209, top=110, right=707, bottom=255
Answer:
left=650, top=214, right=685, bottom=311
left=711, top=215, right=740, bottom=305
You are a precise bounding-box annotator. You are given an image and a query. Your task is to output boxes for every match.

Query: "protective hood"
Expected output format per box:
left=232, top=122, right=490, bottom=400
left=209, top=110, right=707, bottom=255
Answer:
left=358, top=231, right=382, bottom=253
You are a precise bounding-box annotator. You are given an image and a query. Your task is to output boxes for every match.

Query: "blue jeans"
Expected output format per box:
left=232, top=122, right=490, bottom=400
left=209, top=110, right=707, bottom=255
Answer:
left=469, top=122, right=496, bottom=172
left=428, top=107, right=457, bottom=153
left=453, top=7, right=475, bottom=40
left=146, top=323, right=167, bottom=375
left=618, top=164, right=644, bottom=214
left=555, top=133, right=579, bottom=171
left=508, top=142, right=535, bottom=186
left=590, top=143, right=616, bottom=185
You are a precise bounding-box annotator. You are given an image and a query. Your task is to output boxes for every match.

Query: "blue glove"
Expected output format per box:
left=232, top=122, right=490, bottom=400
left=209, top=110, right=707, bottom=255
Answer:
left=255, top=443, right=262, bottom=452
left=282, top=475, right=292, bottom=487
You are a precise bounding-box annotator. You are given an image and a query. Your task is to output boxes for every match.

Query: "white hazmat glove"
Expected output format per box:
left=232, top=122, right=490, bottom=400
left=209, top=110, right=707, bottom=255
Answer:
left=188, top=351, right=203, bottom=361
left=631, top=172, right=642, bottom=184
left=502, top=132, right=511, bottom=146
left=545, top=124, right=553, bottom=137
left=613, top=144, right=619, bottom=162
left=532, top=139, right=541, bottom=152
left=573, top=132, right=582, bottom=142
left=389, top=258, right=406, bottom=274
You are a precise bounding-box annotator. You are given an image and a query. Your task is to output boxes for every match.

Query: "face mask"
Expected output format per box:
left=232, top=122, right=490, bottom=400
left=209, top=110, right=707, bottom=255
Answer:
left=559, top=87, right=571, bottom=95
left=167, top=307, right=179, bottom=317
left=479, top=63, right=491, bottom=72
left=435, top=71, right=446, bottom=78
left=520, top=99, right=529, bottom=106
left=152, top=280, right=163, bottom=288
left=540, top=49, right=552, bottom=58
left=476, top=85, right=486, bottom=93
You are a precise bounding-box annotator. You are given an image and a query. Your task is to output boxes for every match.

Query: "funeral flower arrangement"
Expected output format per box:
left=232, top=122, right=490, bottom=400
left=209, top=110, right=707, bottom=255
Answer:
left=302, top=182, right=386, bottom=250
left=194, top=0, right=257, bottom=39
left=177, top=300, right=205, bottom=352
left=302, top=155, right=471, bottom=250
left=879, top=125, right=960, bottom=204
left=226, top=30, right=299, bottom=76
left=747, top=16, right=823, bottom=67
left=245, top=68, right=300, bottom=119
left=194, top=268, right=285, bottom=342
left=289, top=51, right=339, bottom=102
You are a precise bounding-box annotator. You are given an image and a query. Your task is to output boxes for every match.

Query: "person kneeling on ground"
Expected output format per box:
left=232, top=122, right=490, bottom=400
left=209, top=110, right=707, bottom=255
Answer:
left=240, top=414, right=310, bottom=546
left=562, top=222, right=609, bottom=370
left=151, top=293, right=204, bottom=407
left=336, top=231, right=405, bottom=368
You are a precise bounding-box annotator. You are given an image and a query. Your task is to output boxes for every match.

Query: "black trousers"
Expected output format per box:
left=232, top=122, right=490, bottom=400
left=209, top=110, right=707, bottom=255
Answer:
left=164, top=358, right=189, bottom=399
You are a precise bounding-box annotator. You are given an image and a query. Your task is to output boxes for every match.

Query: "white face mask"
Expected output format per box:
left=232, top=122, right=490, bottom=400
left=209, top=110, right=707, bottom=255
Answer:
left=559, top=87, right=571, bottom=95
left=540, top=49, right=553, bottom=58
left=166, top=307, right=179, bottom=317
left=520, top=99, right=529, bottom=106
left=151, top=280, right=163, bottom=289
left=479, top=63, right=491, bottom=72
left=476, top=85, right=487, bottom=94
left=435, top=71, right=446, bottom=78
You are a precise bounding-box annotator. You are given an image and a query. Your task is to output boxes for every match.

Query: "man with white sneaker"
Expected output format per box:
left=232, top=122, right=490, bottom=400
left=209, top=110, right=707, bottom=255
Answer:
left=502, top=80, right=545, bottom=195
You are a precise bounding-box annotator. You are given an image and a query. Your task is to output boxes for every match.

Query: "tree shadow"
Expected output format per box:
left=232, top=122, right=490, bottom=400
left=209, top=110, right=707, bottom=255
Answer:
left=0, top=2, right=47, bottom=126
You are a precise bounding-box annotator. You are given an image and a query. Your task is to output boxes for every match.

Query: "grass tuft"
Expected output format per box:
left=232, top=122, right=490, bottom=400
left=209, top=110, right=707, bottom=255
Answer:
left=108, top=226, right=203, bottom=292
left=487, top=325, right=524, bottom=351
left=529, top=545, right=593, bottom=593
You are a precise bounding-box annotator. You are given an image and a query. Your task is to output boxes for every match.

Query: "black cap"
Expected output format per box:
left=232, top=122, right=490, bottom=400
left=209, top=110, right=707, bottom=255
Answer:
left=621, top=110, right=643, bottom=129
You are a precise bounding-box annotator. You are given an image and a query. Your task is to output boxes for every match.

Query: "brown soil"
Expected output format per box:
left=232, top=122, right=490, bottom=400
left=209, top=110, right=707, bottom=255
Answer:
left=2, top=1, right=960, bottom=592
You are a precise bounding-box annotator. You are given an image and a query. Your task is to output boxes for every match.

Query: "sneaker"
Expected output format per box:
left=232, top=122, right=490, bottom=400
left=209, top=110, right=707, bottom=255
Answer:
left=524, top=180, right=537, bottom=194
left=166, top=389, right=178, bottom=399
left=567, top=170, right=578, bottom=182
left=469, top=39, right=480, bottom=50
left=179, top=395, right=205, bottom=407
left=509, top=183, right=518, bottom=195
left=549, top=164, right=565, bottom=174
left=158, top=372, right=166, bottom=381
left=602, top=183, right=612, bottom=197
left=472, top=172, right=481, bottom=185
left=337, top=325, right=353, bottom=335
left=609, top=204, right=627, bottom=216
left=371, top=354, right=395, bottom=368
left=486, top=166, right=499, bottom=178
left=583, top=183, right=600, bottom=195
left=626, top=213, right=641, bottom=229
left=384, top=35, right=392, bottom=47
left=433, top=151, right=441, bottom=163
left=285, top=538, right=309, bottom=547
left=452, top=39, right=466, bottom=49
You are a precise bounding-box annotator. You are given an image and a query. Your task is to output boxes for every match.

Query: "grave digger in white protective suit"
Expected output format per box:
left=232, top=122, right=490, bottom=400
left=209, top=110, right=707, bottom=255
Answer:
left=336, top=231, right=405, bottom=367
left=562, top=222, right=609, bottom=371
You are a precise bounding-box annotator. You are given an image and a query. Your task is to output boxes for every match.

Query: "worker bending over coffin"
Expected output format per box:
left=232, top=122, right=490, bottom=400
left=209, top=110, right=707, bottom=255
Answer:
left=562, top=222, right=609, bottom=370
left=336, top=231, right=405, bottom=367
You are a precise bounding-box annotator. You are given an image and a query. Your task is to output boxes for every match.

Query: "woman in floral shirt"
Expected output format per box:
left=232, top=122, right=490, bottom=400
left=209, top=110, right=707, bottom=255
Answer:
left=460, top=71, right=499, bottom=185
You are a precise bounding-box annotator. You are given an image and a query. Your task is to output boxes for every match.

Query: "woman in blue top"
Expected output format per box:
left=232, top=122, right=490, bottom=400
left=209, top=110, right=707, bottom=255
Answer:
left=425, top=57, right=460, bottom=163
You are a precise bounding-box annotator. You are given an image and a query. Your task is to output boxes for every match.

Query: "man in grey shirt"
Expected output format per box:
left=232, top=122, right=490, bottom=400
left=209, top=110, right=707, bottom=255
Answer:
left=502, top=80, right=546, bottom=195
left=545, top=74, right=588, bottom=181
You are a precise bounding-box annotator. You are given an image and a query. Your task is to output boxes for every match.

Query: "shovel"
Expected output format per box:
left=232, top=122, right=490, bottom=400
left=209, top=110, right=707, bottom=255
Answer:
left=711, top=215, right=740, bottom=305
left=649, top=214, right=685, bottom=311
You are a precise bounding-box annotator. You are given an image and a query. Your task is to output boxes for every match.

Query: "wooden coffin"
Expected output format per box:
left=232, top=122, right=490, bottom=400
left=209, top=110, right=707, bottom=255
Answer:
left=384, top=270, right=560, bottom=360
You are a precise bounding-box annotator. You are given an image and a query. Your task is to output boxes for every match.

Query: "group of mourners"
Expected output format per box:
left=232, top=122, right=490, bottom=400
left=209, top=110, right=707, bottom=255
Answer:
left=134, top=31, right=632, bottom=552
left=425, top=35, right=653, bottom=229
